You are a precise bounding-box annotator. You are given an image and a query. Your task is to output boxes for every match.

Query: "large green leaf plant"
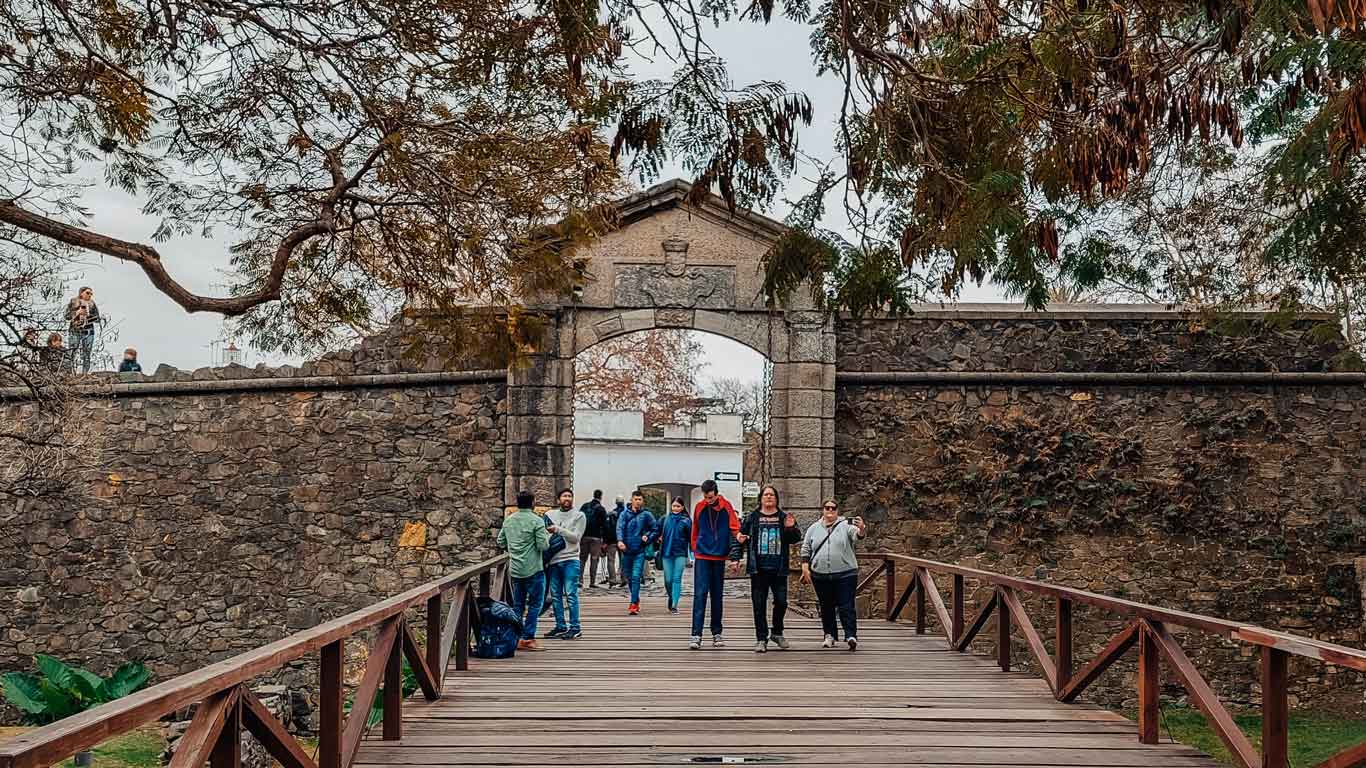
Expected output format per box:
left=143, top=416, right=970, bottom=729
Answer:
left=1, top=655, right=150, bottom=725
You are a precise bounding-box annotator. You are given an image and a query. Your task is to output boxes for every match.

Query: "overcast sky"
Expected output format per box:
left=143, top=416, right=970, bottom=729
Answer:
left=47, top=13, right=1003, bottom=378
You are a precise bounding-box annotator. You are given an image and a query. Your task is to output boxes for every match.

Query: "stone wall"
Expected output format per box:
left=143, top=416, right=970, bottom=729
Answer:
left=835, top=310, right=1366, bottom=712
left=1, top=368, right=506, bottom=704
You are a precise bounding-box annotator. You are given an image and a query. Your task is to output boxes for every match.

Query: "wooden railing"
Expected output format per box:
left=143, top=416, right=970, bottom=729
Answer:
left=0, top=555, right=510, bottom=768
left=860, top=552, right=1366, bottom=768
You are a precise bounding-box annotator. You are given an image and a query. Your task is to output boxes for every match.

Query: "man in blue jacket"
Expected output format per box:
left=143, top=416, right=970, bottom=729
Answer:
left=615, top=490, right=657, bottom=615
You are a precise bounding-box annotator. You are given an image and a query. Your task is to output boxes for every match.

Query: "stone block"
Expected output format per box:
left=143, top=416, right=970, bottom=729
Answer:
left=768, top=417, right=788, bottom=448
left=619, top=309, right=655, bottom=334
left=786, top=417, right=824, bottom=448
left=507, top=415, right=571, bottom=446
left=786, top=389, right=826, bottom=419
left=786, top=362, right=827, bottom=391
left=772, top=447, right=823, bottom=478
left=508, top=385, right=568, bottom=417
left=782, top=478, right=823, bottom=509
left=654, top=308, right=695, bottom=328
left=789, top=329, right=832, bottom=363
left=507, top=444, right=571, bottom=477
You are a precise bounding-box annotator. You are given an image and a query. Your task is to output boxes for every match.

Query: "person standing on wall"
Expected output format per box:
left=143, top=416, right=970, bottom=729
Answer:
left=615, top=490, right=657, bottom=615
left=497, top=490, right=550, bottom=651
left=65, top=286, right=102, bottom=374
left=545, top=488, right=586, bottom=640
left=689, top=479, right=742, bottom=650
left=578, top=489, right=609, bottom=588
left=741, top=485, right=801, bottom=653
left=656, top=497, right=692, bottom=614
left=800, top=498, right=867, bottom=652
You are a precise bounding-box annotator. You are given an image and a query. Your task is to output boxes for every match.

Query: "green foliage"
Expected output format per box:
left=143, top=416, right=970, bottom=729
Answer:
left=1, top=656, right=150, bottom=726
left=344, top=657, right=419, bottom=729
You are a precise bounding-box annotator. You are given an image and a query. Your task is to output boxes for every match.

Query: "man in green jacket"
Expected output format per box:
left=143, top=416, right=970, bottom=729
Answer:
left=497, top=490, right=550, bottom=651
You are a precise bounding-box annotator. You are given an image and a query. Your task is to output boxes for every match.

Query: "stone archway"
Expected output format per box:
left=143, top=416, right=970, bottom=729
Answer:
left=505, top=180, right=836, bottom=521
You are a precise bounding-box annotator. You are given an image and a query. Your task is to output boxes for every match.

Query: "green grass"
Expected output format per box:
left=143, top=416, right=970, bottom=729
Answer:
left=1, top=727, right=164, bottom=768
left=90, top=728, right=164, bottom=768
left=1146, top=706, right=1366, bottom=766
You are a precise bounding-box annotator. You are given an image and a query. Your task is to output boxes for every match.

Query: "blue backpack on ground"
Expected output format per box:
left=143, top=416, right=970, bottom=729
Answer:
left=472, top=596, right=522, bottom=659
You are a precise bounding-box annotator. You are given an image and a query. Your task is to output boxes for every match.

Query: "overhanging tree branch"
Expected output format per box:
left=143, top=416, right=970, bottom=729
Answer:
left=0, top=199, right=331, bottom=316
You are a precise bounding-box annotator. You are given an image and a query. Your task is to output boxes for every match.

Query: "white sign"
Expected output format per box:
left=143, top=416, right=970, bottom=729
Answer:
left=742, top=481, right=760, bottom=497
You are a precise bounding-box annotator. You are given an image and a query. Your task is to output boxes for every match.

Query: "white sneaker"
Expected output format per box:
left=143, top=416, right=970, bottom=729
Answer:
left=712, top=635, right=725, bottom=648
left=771, top=635, right=790, bottom=650
left=753, top=641, right=767, bottom=653
left=847, top=636, right=859, bottom=652
left=688, top=636, right=702, bottom=650
left=822, top=635, right=835, bottom=648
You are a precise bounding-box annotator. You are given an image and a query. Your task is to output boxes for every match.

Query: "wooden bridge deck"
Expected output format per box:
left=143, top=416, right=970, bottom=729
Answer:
left=354, top=593, right=1219, bottom=768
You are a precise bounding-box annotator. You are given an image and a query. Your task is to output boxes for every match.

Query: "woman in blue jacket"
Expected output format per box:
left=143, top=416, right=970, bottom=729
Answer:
left=656, top=497, right=692, bottom=614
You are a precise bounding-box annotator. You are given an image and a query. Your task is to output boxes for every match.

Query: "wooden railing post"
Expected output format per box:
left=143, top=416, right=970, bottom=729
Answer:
left=455, top=590, right=472, bottom=671
left=952, top=574, right=964, bottom=645
left=382, top=622, right=404, bottom=741
left=1056, top=597, right=1073, bottom=695
left=884, top=558, right=896, bottom=621
left=914, top=568, right=927, bottom=635
left=426, top=594, right=443, bottom=689
left=1262, top=647, right=1289, bottom=768
left=996, top=587, right=1011, bottom=672
left=1138, top=623, right=1160, bottom=745
left=319, top=641, right=342, bottom=768
left=210, top=694, right=242, bottom=768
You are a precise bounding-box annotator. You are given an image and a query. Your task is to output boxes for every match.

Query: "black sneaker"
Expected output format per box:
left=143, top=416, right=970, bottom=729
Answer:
left=545, top=627, right=567, bottom=639
left=559, top=629, right=583, bottom=640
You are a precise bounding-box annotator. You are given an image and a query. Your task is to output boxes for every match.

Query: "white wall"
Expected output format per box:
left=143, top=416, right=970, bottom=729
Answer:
left=572, top=441, right=744, bottom=510
left=576, top=410, right=644, bottom=440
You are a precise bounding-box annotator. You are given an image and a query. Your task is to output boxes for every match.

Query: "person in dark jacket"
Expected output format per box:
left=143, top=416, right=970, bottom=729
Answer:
left=615, top=491, right=658, bottom=614
left=656, top=497, right=692, bottom=614
left=604, top=496, right=624, bottom=586
left=118, top=347, right=143, bottom=373
left=578, top=489, right=609, bottom=588
left=39, top=333, right=67, bottom=372
left=740, top=485, right=802, bottom=652
left=689, top=479, right=741, bottom=649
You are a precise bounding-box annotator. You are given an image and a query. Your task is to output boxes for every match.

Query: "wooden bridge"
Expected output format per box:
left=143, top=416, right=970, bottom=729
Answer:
left=2, top=553, right=1365, bottom=768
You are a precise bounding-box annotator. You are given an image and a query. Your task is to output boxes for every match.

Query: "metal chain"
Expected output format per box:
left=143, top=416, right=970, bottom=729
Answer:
left=762, top=302, right=775, bottom=484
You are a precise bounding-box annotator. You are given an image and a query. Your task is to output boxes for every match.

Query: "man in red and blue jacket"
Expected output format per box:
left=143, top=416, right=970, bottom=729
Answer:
left=689, top=479, right=742, bottom=649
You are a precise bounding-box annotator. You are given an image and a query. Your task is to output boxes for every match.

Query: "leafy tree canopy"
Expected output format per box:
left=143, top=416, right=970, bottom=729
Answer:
left=0, top=0, right=812, bottom=355
left=763, top=0, right=1366, bottom=324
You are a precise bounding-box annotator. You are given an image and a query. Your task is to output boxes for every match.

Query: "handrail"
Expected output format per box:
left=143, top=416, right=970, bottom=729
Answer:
left=861, top=552, right=1366, bottom=768
left=0, top=554, right=510, bottom=768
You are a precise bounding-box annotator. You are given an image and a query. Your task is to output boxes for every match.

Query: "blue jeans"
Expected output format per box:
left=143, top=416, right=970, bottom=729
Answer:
left=691, top=558, right=726, bottom=637
left=546, top=559, right=581, bottom=632
left=621, top=551, right=648, bottom=604
left=510, top=572, right=546, bottom=641
left=72, top=329, right=94, bottom=373
left=662, top=555, right=688, bottom=610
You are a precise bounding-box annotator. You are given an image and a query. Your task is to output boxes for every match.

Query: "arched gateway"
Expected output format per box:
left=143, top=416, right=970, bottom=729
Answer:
left=505, top=179, right=835, bottom=521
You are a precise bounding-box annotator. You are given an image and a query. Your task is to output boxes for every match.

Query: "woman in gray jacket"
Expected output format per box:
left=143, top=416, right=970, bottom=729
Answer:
left=799, top=498, right=866, bottom=651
